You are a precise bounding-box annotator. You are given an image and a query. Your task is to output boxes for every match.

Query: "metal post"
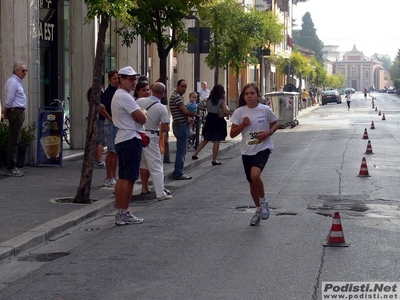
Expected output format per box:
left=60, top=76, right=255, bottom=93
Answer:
left=187, top=14, right=200, bottom=149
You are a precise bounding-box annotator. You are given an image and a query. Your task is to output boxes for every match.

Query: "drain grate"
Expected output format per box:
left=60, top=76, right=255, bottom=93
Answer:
left=276, top=212, right=297, bottom=216
left=235, top=205, right=256, bottom=211
left=18, top=252, right=69, bottom=262
left=374, top=165, right=400, bottom=169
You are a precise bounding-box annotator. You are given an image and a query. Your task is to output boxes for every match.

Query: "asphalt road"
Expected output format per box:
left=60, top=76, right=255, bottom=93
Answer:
left=1, top=91, right=400, bottom=300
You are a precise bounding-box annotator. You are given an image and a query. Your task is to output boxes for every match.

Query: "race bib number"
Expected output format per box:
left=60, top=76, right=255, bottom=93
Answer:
left=247, top=132, right=261, bottom=145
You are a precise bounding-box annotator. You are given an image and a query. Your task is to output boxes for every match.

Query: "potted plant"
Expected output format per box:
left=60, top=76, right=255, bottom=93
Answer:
left=0, top=122, right=9, bottom=167
left=0, top=122, right=37, bottom=168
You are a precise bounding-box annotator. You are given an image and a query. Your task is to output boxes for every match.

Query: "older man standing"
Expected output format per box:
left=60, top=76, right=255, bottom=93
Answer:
left=136, top=82, right=172, bottom=200
left=169, top=79, right=197, bottom=180
left=111, top=66, right=147, bottom=225
left=4, top=62, right=28, bottom=177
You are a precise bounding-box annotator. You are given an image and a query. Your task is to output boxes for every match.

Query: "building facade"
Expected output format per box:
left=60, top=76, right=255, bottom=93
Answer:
left=0, top=0, right=291, bottom=165
left=332, top=45, right=385, bottom=91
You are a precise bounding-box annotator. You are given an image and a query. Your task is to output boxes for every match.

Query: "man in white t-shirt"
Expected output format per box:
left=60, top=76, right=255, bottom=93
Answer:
left=111, top=66, right=147, bottom=226
left=136, top=82, right=172, bottom=201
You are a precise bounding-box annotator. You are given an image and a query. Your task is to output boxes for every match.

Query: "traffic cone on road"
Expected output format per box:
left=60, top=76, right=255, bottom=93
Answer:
left=370, top=121, right=375, bottom=129
left=378, top=110, right=381, bottom=116
left=323, top=212, right=350, bottom=247
left=357, top=157, right=371, bottom=177
left=362, top=128, right=368, bottom=139
left=382, top=113, right=386, bottom=120
left=364, top=140, right=374, bottom=155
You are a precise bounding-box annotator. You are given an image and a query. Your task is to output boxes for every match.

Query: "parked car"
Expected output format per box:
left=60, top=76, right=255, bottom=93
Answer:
left=344, top=88, right=355, bottom=94
left=387, top=88, right=395, bottom=94
left=378, top=88, right=387, bottom=93
left=321, top=90, right=342, bottom=105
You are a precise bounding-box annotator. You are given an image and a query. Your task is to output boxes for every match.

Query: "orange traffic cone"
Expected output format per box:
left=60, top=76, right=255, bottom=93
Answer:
left=378, top=110, right=381, bottom=116
left=357, top=157, right=371, bottom=177
left=370, top=121, right=375, bottom=129
left=362, top=128, right=368, bottom=139
left=323, top=212, right=350, bottom=247
left=382, top=113, right=386, bottom=120
left=364, top=140, right=374, bottom=154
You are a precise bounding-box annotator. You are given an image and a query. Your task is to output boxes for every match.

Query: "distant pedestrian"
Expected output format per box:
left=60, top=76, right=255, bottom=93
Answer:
left=4, top=62, right=28, bottom=177
left=230, top=83, right=278, bottom=226
left=363, top=87, right=368, bottom=100
left=309, top=87, right=315, bottom=105
left=198, top=81, right=210, bottom=108
left=345, top=91, right=351, bottom=111
left=301, top=89, right=308, bottom=109
left=169, top=79, right=197, bottom=180
left=136, top=82, right=172, bottom=201
left=111, top=66, right=147, bottom=225
left=192, top=84, right=230, bottom=165
left=100, top=69, right=119, bottom=188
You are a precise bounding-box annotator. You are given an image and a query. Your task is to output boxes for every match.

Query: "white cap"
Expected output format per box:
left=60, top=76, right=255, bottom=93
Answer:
left=118, top=66, right=139, bottom=76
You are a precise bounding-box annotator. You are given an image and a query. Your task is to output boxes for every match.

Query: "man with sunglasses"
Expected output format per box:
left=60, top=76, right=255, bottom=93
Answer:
left=4, top=62, right=28, bottom=177
left=111, top=66, right=147, bottom=225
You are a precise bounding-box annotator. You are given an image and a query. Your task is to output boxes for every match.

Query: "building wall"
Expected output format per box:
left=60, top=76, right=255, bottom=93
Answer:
left=334, top=45, right=382, bottom=91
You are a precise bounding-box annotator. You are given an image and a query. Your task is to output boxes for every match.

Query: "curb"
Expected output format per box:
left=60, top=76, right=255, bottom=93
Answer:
left=0, top=196, right=115, bottom=261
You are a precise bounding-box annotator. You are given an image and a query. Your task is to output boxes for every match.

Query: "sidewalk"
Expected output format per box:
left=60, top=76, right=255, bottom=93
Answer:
left=0, top=121, right=241, bottom=261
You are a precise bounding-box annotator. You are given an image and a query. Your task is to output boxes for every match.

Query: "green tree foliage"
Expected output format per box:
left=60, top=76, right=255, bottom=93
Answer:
left=293, top=0, right=309, bottom=4
left=373, top=53, right=392, bottom=70
left=73, top=0, right=134, bottom=204
left=116, top=0, right=209, bottom=163
left=199, top=0, right=284, bottom=86
left=389, top=49, right=400, bottom=87
left=292, top=12, right=323, bottom=62
left=310, top=57, right=327, bottom=88
left=116, top=0, right=209, bottom=89
left=326, top=73, right=345, bottom=89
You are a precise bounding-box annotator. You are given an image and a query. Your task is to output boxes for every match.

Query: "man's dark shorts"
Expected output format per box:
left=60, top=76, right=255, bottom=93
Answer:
left=115, top=137, right=142, bottom=180
left=242, top=148, right=271, bottom=183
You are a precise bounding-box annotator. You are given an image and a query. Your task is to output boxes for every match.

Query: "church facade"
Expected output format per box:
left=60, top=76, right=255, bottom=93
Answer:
left=334, top=45, right=386, bottom=91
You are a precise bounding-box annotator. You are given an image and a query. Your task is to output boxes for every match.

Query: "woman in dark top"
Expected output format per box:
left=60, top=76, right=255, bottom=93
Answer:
left=192, top=84, right=230, bottom=165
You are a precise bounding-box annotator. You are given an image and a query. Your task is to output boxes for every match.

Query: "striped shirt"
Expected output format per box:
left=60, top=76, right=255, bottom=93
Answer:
left=169, top=90, right=188, bottom=125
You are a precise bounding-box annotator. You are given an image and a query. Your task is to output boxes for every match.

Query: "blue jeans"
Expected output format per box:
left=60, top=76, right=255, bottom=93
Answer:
left=172, top=124, right=189, bottom=177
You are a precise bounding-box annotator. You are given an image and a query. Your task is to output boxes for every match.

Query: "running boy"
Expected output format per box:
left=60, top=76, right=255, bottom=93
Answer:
left=230, top=83, right=279, bottom=226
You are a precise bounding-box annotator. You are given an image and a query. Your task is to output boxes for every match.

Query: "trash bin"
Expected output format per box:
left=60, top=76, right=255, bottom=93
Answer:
left=264, top=92, right=300, bottom=128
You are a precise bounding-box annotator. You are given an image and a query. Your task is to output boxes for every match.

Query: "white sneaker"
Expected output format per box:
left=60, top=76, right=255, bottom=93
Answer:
left=93, top=160, right=106, bottom=168
left=103, top=178, right=116, bottom=187
left=157, top=194, right=173, bottom=201
left=115, top=212, right=144, bottom=225
left=5, top=167, right=24, bottom=177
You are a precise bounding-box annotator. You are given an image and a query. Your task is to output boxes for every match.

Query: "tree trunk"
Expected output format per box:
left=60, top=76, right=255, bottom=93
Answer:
left=73, top=16, right=109, bottom=204
left=158, top=49, right=171, bottom=163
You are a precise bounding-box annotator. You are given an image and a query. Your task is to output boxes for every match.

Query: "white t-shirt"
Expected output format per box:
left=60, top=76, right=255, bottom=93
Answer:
left=111, top=89, right=144, bottom=145
left=230, top=104, right=278, bottom=155
left=136, top=95, right=170, bottom=131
